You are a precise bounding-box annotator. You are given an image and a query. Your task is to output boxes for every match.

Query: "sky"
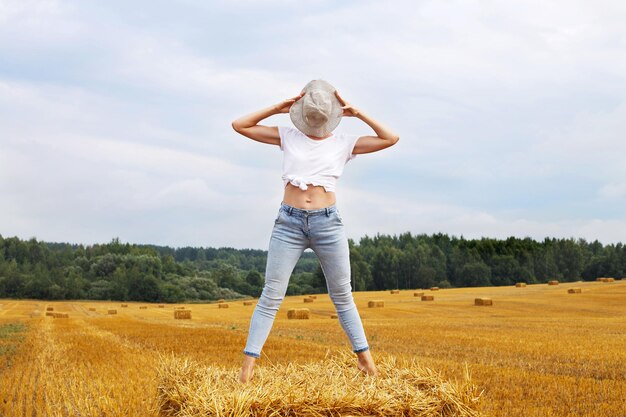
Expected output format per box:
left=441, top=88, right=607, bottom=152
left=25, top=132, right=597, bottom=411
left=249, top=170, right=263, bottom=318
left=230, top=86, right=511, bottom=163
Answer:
left=1, top=0, right=626, bottom=250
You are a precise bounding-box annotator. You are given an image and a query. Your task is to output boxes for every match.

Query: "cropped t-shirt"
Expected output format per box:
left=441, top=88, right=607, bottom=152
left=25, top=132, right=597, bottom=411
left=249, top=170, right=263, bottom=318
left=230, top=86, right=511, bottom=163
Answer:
left=278, top=126, right=360, bottom=193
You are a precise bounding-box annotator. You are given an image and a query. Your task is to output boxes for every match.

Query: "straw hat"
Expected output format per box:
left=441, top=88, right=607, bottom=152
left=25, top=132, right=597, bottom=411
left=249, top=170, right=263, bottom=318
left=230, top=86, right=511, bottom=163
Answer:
left=289, top=79, right=343, bottom=137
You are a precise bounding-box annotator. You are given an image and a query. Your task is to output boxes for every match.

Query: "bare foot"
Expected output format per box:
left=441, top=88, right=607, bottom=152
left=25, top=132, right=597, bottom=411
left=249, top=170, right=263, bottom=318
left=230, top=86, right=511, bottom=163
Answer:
left=356, top=350, right=378, bottom=376
left=239, top=355, right=256, bottom=383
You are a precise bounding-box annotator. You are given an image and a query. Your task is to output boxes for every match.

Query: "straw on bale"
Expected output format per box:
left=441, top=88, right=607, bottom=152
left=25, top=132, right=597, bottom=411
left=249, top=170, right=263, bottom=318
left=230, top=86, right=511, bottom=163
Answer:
left=303, top=297, right=314, bottom=303
left=568, top=288, right=582, bottom=294
left=243, top=301, right=254, bottom=306
left=515, top=282, right=527, bottom=287
left=414, top=292, right=424, bottom=297
left=88, top=307, right=96, bottom=311
left=121, top=304, right=128, bottom=307
left=46, top=307, right=54, bottom=311
left=548, top=280, right=559, bottom=285
left=474, top=298, right=492, bottom=306
left=422, top=295, right=435, bottom=301
left=287, top=308, right=310, bottom=319
left=174, top=310, right=192, bottom=319
left=108, top=309, right=117, bottom=315
left=156, top=351, right=484, bottom=417
left=158, top=304, right=165, bottom=308
left=430, top=287, right=439, bottom=291
left=139, top=306, right=148, bottom=309
left=53, top=312, right=69, bottom=318
left=390, top=289, right=400, bottom=294
left=368, top=300, right=384, bottom=308
left=218, top=303, right=229, bottom=309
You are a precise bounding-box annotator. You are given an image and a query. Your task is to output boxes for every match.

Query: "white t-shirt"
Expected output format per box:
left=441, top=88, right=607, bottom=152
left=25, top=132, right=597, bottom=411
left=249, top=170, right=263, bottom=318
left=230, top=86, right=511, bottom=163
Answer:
left=278, top=126, right=360, bottom=193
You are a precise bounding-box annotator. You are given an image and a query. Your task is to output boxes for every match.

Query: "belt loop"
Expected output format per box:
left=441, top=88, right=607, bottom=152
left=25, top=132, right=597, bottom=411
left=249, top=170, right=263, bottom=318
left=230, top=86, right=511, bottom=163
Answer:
left=325, top=207, right=329, bottom=217
left=288, top=206, right=293, bottom=215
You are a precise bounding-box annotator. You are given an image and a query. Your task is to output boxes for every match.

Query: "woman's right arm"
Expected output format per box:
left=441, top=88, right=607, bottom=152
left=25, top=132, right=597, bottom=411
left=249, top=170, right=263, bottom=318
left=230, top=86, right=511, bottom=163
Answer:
left=231, top=93, right=304, bottom=146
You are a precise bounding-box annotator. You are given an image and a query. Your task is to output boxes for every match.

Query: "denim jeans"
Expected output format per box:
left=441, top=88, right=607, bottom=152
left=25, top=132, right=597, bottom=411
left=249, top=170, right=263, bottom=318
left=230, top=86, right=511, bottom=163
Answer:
left=243, top=202, right=370, bottom=358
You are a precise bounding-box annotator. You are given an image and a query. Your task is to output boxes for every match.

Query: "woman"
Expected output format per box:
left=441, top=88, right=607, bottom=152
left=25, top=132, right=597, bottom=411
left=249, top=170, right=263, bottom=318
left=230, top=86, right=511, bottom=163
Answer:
left=231, top=79, right=399, bottom=383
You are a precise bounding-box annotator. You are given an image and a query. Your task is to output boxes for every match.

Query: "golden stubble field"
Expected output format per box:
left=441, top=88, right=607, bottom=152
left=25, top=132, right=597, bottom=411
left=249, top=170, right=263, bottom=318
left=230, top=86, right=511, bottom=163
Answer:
left=0, top=280, right=625, bottom=417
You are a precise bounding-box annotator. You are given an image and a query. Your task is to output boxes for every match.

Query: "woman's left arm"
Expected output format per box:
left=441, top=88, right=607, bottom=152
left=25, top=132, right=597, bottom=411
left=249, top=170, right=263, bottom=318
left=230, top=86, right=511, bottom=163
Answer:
left=335, top=91, right=400, bottom=154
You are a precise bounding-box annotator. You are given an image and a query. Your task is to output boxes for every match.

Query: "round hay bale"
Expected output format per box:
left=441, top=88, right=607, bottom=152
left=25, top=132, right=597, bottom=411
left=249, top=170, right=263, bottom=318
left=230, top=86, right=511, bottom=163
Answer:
left=568, top=288, right=582, bottom=294
left=421, top=295, right=435, bottom=301
left=413, top=292, right=424, bottom=297
left=474, top=298, right=493, bottom=306
left=390, top=290, right=400, bottom=294
left=430, top=287, right=439, bottom=291
left=218, top=303, right=229, bottom=309
left=174, top=310, right=192, bottom=319
left=243, top=301, right=254, bottom=306
left=303, top=297, right=314, bottom=303
left=548, top=280, right=559, bottom=285
left=108, top=309, right=117, bottom=315
left=515, top=282, right=527, bottom=287
left=368, top=300, right=384, bottom=308
left=287, top=308, right=310, bottom=319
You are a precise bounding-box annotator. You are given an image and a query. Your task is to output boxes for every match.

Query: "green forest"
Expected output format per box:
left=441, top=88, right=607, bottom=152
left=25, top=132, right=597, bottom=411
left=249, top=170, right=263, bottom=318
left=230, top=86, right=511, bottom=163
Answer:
left=0, top=233, right=624, bottom=303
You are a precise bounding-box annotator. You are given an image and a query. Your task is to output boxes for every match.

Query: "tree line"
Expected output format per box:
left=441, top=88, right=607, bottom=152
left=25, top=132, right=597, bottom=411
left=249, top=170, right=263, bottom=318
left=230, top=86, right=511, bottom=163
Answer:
left=0, top=233, right=624, bottom=302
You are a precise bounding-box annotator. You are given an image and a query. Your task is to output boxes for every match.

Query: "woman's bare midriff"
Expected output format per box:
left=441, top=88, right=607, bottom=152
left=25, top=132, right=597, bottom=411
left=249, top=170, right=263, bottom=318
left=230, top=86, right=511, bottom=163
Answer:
left=282, top=183, right=336, bottom=210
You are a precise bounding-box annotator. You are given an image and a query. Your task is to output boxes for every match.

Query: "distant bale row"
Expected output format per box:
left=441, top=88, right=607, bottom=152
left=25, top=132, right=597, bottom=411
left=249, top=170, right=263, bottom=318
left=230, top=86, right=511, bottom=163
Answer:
left=596, top=277, right=615, bottom=282
left=288, top=308, right=310, bottom=319
left=175, top=310, right=191, bottom=319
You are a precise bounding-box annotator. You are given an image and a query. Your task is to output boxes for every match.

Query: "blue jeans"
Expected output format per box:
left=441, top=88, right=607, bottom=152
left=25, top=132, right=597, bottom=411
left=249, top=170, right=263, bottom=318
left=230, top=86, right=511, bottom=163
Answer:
left=243, top=202, right=370, bottom=358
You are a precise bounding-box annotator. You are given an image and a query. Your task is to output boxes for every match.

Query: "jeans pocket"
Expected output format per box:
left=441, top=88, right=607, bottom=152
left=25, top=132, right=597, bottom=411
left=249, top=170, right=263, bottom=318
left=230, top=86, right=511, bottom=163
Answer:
left=334, top=210, right=344, bottom=224
left=274, top=209, right=283, bottom=224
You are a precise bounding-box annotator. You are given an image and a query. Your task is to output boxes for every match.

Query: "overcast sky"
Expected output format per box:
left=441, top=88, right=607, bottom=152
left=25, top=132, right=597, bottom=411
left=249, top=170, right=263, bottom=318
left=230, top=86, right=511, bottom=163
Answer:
left=1, top=0, right=625, bottom=250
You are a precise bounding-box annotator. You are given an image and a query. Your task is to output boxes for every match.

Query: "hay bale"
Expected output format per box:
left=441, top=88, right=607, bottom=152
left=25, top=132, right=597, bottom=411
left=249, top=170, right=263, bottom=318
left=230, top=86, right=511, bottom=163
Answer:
left=156, top=351, right=484, bottom=417
left=174, top=310, right=192, bottom=319
left=515, top=282, right=527, bottom=287
left=368, top=300, right=384, bottom=308
left=53, top=312, right=69, bottom=318
left=88, top=307, right=96, bottom=312
left=45, top=312, right=55, bottom=317
left=413, top=292, right=424, bottom=297
left=430, top=287, right=439, bottom=291
left=304, top=297, right=314, bottom=303
left=46, top=307, right=54, bottom=311
left=421, top=295, right=435, bottom=301
left=121, top=304, right=128, bottom=307
left=307, top=295, right=318, bottom=299
left=568, top=288, right=582, bottom=294
left=158, top=304, right=165, bottom=308
left=218, top=303, right=229, bottom=309
left=390, top=290, right=400, bottom=294
left=548, top=280, right=559, bottom=285
left=108, top=309, right=117, bottom=315
left=606, top=277, right=615, bottom=282
left=287, top=308, right=310, bottom=319
left=243, top=301, right=254, bottom=306
left=330, top=314, right=338, bottom=319
left=474, top=298, right=493, bottom=306
left=139, top=306, right=148, bottom=309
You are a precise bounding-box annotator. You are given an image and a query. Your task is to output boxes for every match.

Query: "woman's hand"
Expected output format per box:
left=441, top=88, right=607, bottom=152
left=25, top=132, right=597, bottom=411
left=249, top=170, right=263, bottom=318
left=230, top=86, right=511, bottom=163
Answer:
left=334, top=90, right=360, bottom=117
left=275, top=92, right=305, bottom=114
